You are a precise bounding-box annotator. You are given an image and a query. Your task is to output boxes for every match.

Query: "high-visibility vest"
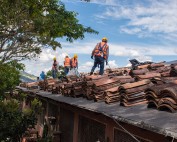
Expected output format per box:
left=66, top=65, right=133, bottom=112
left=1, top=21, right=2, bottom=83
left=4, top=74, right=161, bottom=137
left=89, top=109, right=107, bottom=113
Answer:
left=93, top=42, right=108, bottom=59
left=71, top=58, right=78, bottom=68
left=64, top=57, right=70, bottom=67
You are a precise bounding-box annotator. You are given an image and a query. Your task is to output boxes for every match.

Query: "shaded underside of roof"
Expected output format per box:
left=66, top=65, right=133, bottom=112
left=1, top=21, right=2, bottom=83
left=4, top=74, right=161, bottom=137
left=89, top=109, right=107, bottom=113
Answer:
left=17, top=86, right=177, bottom=139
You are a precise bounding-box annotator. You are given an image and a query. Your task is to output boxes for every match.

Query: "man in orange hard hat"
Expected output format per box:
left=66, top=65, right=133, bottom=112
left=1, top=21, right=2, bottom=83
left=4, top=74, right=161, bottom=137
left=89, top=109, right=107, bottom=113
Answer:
left=64, top=55, right=71, bottom=75
left=90, top=37, right=109, bottom=75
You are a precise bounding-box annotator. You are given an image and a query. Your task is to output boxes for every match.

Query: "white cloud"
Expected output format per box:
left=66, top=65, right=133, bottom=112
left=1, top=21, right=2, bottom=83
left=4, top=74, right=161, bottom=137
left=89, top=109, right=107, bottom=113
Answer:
left=22, top=40, right=177, bottom=76
left=105, top=60, right=118, bottom=68
left=26, top=70, right=32, bottom=74
left=135, top=55, right=152, bottom=62
left=79, top=60, right=118, bottom=72
left=91, top=0, right=117, bottom=5
left=99, top=0, right=177, bottom=40
left=126, top=63, right=131, bottom=67
left=79, top=61, right=93, bottom=72
left=60, top=41, right=177, bottom=57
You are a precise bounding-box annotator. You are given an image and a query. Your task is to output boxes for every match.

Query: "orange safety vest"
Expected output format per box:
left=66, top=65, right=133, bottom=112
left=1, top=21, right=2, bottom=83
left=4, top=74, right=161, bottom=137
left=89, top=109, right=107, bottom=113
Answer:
left=93, top=42, right=108, bottom=59
left=64, top=57, right=70, bottom=67
left=71, top=58, right=78, bottom=68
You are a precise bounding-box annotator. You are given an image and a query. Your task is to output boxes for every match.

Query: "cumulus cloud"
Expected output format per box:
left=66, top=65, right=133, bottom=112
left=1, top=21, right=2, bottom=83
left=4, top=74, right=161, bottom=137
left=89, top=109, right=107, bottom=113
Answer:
left=91, top=0, right=117, bottom=5
left=22, top=40, right=177, bottom=75
left=105, top=60, right=118, bottom=68
left=79, top=61, right=93, bottom=72
left=98, top=0, right=177, bottom=40
left=79, top=60, right=118, bottom=72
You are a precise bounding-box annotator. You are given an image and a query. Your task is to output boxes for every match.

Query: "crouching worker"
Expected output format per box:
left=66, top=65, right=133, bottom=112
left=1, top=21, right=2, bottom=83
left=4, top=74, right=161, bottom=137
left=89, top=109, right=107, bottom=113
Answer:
left=90, top=37, right=109, bottom=75
left=64, top=55, right=71, bottom=75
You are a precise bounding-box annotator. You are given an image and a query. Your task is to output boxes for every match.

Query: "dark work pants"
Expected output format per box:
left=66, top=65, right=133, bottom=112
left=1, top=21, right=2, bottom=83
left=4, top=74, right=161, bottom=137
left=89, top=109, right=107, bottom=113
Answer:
left=64, top=66, right=70, bottom=75
left=91, top=56, right=105, bottom=75
left=52, top=69, right=57, bottom=79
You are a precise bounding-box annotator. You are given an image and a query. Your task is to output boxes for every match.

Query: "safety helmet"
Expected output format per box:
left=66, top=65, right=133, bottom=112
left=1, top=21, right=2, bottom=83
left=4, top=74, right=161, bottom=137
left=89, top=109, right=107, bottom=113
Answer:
left=102, top=37, right=108, bottom=42
left=53, top=57, right=56, bottom=60
left=74, top=54, right=78, bottom=58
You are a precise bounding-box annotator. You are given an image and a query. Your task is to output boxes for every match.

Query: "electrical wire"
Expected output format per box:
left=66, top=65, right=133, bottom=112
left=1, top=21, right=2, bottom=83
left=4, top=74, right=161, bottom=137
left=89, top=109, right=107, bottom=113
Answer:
left=112, top=118, right=141, bottom=142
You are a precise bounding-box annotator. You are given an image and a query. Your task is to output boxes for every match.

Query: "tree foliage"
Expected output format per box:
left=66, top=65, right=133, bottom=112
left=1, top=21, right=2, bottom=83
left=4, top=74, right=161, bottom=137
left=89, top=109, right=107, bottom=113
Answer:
left=0, top=0, right=98, bottom=62
left=0, top=98, right=42, bottom=142
left=0, top=62, right=42, bottom=141
left=0, top=62, right=20, bottom=98
left=46, top=65, right=65, bottom=78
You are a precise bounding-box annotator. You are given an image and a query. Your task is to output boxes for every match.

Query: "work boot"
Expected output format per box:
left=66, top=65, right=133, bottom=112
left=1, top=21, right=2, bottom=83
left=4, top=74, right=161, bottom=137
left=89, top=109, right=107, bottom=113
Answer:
left=90, top=72, right=93, bottom=75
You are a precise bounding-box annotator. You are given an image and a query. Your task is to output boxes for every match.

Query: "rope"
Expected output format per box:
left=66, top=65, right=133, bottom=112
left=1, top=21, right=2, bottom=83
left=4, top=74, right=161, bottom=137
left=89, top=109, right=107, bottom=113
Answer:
left=112, top=118, right=140, bottom=142
left=171, top=136, right=174, bottom=142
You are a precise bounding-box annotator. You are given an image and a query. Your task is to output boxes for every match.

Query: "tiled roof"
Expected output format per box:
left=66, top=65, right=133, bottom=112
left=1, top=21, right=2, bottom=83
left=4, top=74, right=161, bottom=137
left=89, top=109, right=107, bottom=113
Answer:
left=18, top=60, right=177, bottom=138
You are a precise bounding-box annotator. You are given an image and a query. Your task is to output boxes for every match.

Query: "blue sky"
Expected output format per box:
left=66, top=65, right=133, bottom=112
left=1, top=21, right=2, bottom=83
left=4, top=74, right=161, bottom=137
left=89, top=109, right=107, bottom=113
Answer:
left=24, top=0, right=177, bottom=76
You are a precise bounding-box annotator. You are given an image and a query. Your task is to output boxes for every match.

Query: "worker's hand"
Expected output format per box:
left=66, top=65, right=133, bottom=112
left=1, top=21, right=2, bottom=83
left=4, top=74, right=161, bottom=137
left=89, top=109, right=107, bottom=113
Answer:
left=106, top=60, right=108, bottom=65
left=91, top=55, right=93, bottom=59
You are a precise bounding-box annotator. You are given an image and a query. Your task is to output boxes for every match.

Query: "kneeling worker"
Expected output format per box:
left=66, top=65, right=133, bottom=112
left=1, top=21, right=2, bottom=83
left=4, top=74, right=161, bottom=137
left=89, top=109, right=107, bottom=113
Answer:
left=90, top=37, right=109, bottom=75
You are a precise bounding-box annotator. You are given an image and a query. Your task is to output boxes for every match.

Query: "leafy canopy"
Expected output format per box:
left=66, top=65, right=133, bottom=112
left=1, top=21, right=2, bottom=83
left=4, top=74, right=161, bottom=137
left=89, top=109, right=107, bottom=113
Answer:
left=0, top=0, right=98, bottom=62
left=0, top=62, right=20, bottom=98
left=0, top=98, right=42, bottom=142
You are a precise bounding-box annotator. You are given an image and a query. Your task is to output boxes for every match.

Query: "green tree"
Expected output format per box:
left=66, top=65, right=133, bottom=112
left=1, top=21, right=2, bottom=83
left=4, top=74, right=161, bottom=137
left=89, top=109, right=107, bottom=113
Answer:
left=0, top=98, right=42, bottom=142
left=0, top=62, right=42, bottom=142
left=0, top=0, right=98, bottom=63
left=0, top=62, right=20, bottom=99
left=46, top=65, right=65, bottom=78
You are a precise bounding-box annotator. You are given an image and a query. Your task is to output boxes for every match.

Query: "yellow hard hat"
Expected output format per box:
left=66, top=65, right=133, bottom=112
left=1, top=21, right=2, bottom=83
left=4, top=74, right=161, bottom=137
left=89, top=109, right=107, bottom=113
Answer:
left=53, top=57, right=56, bottom=60
left=74, top=54, right=78, bottom=58
left=102, top=37, right=108, bottom=42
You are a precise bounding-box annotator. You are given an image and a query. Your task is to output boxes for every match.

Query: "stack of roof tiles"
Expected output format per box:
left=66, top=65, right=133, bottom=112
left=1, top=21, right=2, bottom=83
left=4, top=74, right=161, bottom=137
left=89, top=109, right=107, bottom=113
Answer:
left=70, top=80, right=85, bottom=97
left=104, top=77, right=135, bottom=104
left=118, top=79, right=153, bottom=107
left=60, top=75, right=82, bottom=96
left=170, top=64, right=177, bottom=77
left=83, top=75, right=110, bottom=99
left=145, top=80, right=177, bottom=113
left=19, top=60, right=177, bottom=112
left=92, top=77, right=121, bottom=102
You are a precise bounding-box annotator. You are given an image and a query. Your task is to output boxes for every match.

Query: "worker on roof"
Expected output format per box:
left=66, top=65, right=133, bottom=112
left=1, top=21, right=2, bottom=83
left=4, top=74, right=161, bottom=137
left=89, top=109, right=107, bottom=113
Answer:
left=64, top=55, right=71, bottom=75
left=52, top=57, right=58, bottom=79
left=90, top=37, right=109, bottom=75
left=71, top=54, right=78, bottom=69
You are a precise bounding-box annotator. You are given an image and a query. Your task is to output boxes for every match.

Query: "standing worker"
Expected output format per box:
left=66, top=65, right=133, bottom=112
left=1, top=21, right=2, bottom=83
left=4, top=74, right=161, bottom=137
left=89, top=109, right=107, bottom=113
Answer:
left=71, top=54, right=78, bottom=69
left=64, top=55, right=71, bottom=75
left=52, top=57, right=58, bottom=79
left=90, top=37, right=109, bottom=75
left=70, top=54, right=80, bottom=77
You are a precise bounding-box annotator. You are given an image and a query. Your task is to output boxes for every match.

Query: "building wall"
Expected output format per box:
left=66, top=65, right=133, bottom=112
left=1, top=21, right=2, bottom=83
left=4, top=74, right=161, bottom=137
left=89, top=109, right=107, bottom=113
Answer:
left=24, top=95, right=177, bottom=142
